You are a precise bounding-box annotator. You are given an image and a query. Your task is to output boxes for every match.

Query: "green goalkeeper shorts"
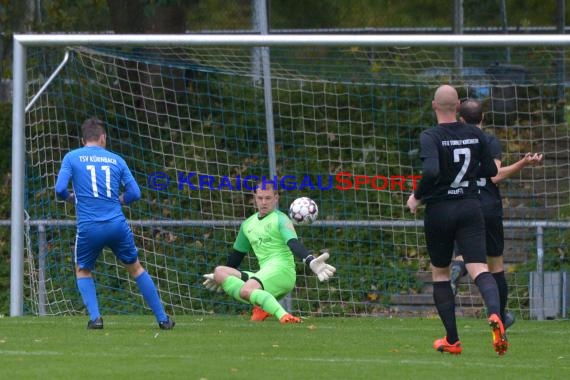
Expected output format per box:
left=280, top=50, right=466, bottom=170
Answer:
left=244, top=265, right=296, bottom=300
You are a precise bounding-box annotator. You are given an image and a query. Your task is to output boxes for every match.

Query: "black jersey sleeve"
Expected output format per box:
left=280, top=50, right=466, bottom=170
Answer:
left=477, top=130, right=499, bottom=178
left=414, top=132, right=440, bottom=200
left=225, top=249, right=247, bottom=268
left=487, top=134, right=502, bottom=161
left=287, top=238, right=314, bottom=264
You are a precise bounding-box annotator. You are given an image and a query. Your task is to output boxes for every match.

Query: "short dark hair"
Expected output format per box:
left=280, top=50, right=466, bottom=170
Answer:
left=253, top=177, right=278, bottom=194
left=459, top=99, right=483, bottom=125
left=81, top=118, right=106, bottom=142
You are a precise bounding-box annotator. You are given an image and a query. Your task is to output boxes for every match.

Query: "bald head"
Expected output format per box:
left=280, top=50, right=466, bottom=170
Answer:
left=433, top=85, right=459, bottom=114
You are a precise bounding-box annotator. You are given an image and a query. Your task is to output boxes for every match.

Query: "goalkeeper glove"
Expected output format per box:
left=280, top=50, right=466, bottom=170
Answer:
left=202, top=273, right=223, bottom=292
left=307, top=252, right=336, bottom=282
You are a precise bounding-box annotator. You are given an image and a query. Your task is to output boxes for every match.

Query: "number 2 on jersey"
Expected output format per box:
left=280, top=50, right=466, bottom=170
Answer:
left=86, top=165, right=111, bottom=197
left=450, top=148, right=470, bottom=188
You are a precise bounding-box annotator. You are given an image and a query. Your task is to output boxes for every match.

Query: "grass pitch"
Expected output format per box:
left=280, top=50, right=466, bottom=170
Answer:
left=0, top=315, right=568, bottom=380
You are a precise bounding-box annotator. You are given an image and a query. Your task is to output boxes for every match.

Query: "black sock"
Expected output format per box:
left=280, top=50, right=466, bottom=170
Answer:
left=493, top=271, right=508, bottom=321
left=474, top=272, right=500, bottom=316
left=433, top=281, right=459, bottom=343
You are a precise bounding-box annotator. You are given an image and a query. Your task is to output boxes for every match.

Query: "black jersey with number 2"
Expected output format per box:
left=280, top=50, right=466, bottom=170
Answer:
left=414, top=121, right=498, bottom=204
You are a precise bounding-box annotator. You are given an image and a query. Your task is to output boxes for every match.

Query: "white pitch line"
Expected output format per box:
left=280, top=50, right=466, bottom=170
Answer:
left=270, top=356, right=564, bottom=370
left=0, top=350, right=62, bottom=356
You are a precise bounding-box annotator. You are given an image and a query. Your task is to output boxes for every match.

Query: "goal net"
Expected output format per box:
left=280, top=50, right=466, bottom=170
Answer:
left=21, top=39, right=570, bottom=319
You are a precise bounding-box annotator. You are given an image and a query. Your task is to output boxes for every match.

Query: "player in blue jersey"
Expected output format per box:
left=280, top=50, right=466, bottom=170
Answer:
left=55, top=117, right=174, bottom=330
left=450, top=99, right=543, bottom=329
left=407, top=85, right=507, bottom=355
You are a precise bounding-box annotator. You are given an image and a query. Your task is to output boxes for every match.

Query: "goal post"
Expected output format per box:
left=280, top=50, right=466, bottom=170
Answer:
left=11, top=34, right=570, bottom=319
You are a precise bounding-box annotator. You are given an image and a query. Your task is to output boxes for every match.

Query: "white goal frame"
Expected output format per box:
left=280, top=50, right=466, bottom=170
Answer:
left=11, top=33, right=570, bottom=317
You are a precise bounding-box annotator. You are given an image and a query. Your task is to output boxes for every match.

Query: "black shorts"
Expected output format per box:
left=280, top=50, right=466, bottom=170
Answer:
left=453, top=214, right=504, bottom=258
left=483, top=214, right=504, bottom=257
left=424, top=198, right=487, bottom=268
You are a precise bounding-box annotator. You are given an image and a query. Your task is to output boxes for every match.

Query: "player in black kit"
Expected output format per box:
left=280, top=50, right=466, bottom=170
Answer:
left=407, top=85, right=508, bottom=355
left=450, top=99, right=543, bottom=329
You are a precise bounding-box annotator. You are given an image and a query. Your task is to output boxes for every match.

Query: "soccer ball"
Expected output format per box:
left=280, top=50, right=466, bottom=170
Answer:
left=288, top=197, right=318, bottom=225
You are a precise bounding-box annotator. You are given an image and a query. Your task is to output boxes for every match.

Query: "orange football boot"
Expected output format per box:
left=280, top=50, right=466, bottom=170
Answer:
left=433, top=336, right=462, bottom=355
left=279, top=313, right=301, bottom=324
left=488, top=313, right=509, bottom=355
left=250, top=306, right=272, bottom=322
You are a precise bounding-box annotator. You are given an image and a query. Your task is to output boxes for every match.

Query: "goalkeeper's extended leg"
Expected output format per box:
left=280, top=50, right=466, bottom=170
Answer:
left=250, top=289, right=300, bottom=323
left=222, top=276, right=248, bottom=303
left=250, top=305, right=272, bottom=321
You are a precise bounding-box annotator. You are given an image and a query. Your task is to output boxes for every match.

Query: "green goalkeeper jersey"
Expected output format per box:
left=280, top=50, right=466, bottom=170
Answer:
left=233, top=209, right=297, bottom=269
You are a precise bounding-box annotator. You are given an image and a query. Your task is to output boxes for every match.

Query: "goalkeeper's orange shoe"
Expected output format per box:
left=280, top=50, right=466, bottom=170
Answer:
left=250, top=306, right=272, bottom=322
left=433, top=336, right=462, bottom=355
left=279, top=313, right=301, bottom=324
left=488, top=313, right=509, bottom=355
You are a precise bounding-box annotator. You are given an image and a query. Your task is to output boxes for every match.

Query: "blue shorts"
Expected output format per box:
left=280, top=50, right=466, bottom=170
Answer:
left=74, top=219, right=138, bottom=270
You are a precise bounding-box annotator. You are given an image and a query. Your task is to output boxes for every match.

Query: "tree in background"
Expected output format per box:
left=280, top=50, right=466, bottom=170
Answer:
left=107, top=0, right=190, bottom=33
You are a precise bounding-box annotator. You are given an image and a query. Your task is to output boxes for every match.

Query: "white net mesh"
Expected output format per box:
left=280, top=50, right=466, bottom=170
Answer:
left=22, top=42, right=570, bottom=319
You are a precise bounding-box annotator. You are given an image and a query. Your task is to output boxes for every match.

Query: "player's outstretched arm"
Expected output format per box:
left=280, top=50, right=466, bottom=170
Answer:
left=286, top=239, right=336, bottom=281
left=308, top=252, right=336, bottom=282
left=491, top=152, right=543, bottom=184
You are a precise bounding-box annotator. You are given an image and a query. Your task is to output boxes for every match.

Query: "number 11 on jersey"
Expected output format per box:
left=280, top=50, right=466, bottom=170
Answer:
left=86, top=165, right=111, bottom=197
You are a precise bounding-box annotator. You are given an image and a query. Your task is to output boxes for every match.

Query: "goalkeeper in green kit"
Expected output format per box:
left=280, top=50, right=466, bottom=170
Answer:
left=202, top=181, right=336, bottom=323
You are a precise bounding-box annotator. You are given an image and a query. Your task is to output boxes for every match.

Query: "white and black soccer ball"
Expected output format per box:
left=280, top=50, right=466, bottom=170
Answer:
left=288, top=197, right=318, bottom=225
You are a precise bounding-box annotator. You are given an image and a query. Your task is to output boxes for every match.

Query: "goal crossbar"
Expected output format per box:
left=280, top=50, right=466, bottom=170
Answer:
left=13, top=33, right=570, bottom=47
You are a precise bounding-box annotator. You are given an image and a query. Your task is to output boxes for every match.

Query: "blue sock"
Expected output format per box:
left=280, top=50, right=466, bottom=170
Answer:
left=135, top=271, right=168, bottom=323
left=77, top=277, right=100, bottom=320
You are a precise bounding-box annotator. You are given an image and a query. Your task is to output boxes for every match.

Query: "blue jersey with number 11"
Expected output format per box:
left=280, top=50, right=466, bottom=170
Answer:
left=55, top=146, right=138, bottom=225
